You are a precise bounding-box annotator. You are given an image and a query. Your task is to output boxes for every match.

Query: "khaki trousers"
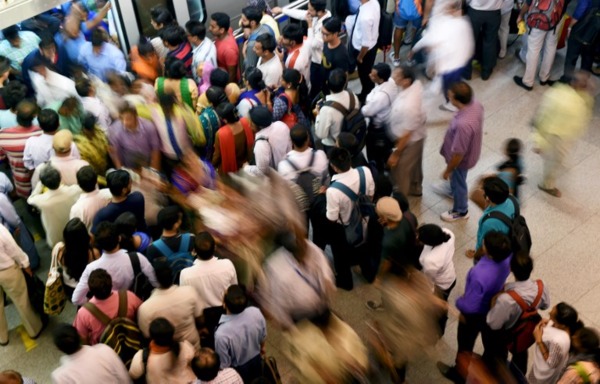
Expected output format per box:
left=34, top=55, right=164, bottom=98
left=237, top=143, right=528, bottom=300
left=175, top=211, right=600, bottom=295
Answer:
left=0, top=264, right=42, bottom=342
left=391, top=138, right=425, bottom=196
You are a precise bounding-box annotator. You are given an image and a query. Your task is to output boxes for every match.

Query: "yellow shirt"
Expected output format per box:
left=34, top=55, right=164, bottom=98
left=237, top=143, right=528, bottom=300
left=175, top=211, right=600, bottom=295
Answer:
left=73, top=128, right=109, bottom=176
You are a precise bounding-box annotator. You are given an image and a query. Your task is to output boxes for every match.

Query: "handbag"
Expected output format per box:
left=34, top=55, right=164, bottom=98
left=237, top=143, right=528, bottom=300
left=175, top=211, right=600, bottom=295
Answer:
left=22, top=270, right=48, bottom=323
left=43, top=248, right=66, bottom=315
left=261, top=356, right=282, bottom=384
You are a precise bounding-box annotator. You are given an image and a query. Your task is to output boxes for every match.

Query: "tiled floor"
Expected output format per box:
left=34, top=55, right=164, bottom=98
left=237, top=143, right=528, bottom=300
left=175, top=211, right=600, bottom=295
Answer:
left=1, top=40, right=599, bottom=383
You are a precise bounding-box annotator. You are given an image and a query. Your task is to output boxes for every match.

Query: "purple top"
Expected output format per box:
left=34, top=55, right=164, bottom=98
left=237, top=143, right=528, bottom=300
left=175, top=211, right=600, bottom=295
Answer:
left=108, top=117, right=161, bottom=169
left=456, top=254, right=512, bottom=315
left=440, top=100, right=484, bottom=170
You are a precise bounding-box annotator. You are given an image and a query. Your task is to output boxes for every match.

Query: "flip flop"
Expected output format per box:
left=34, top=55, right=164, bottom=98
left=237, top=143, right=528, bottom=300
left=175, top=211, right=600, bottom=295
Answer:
left=538, top=184, right=562, bottom=197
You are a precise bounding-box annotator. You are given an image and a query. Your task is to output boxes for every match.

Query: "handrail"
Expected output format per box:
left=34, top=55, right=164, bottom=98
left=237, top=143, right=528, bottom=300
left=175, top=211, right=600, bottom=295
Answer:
left=233, top=0, right=310, bottom=41
left=0, top=0, right=67, bottom=29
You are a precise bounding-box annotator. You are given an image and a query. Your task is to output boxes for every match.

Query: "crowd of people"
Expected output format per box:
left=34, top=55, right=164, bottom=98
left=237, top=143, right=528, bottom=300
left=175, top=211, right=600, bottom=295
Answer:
left=0, top=0, right=598, bottom=382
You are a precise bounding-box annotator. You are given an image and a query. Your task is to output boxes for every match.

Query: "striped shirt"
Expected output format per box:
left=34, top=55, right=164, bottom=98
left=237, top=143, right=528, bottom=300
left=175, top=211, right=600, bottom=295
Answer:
left=0, top=125, right=42, bottom=197
left=167, top=42, right=194, bottom=78
left=195, top=368, right=243, bottom=384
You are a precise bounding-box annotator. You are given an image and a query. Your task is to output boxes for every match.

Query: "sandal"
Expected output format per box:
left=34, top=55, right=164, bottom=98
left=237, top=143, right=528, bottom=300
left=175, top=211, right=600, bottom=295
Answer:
left=538, top=184, right=562, bottom=197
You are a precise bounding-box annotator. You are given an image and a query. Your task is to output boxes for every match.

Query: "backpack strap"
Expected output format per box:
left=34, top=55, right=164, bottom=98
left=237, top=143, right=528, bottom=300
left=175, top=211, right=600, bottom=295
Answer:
left=506, top=280, right=544, bottom=313
left=531, top=280, right=544, bottom=308
left=178, top=233, right=191, bottom=254
left=286, top=149, right=316, bottom=171
left=142, top=347, right=150, bottom=373
left=508, top=195, right=520, bottom=217
left=117, top=289, right=128, bottom=318
left=482, top=211, right=513, bottom=229
left=128, top=251, right=142, bottom=276
left=357, top=166, right=366, bottom=195
left=84, top=301, right=112, bottom=326
left=330, top=181, right=359, bottom=202
left=324, top=100, right=349, bottom=115
left=347, top=90, right=356, bottom=111
left=152, top=239, right=174, bottom=258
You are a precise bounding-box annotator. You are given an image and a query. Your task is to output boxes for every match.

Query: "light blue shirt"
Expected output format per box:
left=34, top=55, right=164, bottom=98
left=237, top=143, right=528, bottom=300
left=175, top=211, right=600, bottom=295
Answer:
left=77, top=42, right=126, bottom=82
left=71, top=249, right=158, bottom=306
left=0, top=110, right=39, bottom=130
left=215, top=306, right=267, bottom=369
left=0, top=193, right=20, bottom=230
left=349, top=0, right=361, bottom=14
left=475, top=198, right=516, bottom=250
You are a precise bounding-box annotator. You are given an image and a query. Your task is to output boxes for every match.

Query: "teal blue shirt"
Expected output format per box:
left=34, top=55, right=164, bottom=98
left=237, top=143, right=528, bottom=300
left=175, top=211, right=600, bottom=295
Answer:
left=476, top=199, right=516, bottom=250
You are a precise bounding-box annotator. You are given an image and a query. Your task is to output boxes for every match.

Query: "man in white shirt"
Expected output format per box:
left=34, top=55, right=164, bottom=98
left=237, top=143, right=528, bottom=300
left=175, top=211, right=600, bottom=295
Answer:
left=75, top=77, right=112, bottom=132
left=272, top=0, right=331, bottom=100
left=71, top=222, right=158, bottom=306
left=346, top=0, right=381, bottom=102
left=137, top=260, right=203, bottom=349
left=0, top=224, right=43, bottom=345
left=315, top=69, right=360, bottom=150
left=23, top=108, right=81, bottom=171
left=27, top=165, right=82, bottom=248
left=51, top=324, right=131, bottom=384
left=69, top=166, right=111, bottom=232
left=31, top=130, right=89, bottom=187
left=278, top=125, right=329, bottom=183
left=387, top=66, right=427, bottom=197
left=185, top=20, right=218, bottom=84
left=325, top=147, right=375, bottom=290
left=180, top=232, right=237, bottom=311
left=361, top=63, right=398, bottom=172
left=255, top=34, right=283, bottom=89
left=279, top=24, right=311, bottom=91
left=244, top=106, right=292, bottom=176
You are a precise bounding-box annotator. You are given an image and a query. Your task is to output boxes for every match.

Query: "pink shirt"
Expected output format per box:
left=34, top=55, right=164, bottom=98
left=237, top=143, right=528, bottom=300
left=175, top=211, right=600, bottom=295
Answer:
left=73, top=290, right=142, bottom=345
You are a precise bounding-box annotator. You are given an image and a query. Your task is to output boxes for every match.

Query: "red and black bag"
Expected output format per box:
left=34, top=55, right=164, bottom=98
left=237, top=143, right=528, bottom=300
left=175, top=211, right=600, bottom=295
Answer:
left=506, top=280, right=544, bottom=354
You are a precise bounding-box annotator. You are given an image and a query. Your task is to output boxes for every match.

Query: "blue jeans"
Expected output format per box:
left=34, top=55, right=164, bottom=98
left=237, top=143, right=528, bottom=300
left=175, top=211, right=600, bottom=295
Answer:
left=451, top=168, right=469, bottom=214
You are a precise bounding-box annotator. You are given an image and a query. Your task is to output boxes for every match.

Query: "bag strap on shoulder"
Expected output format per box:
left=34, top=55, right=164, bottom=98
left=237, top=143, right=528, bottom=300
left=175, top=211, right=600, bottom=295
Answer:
left=508, top=195, right=520, bottom=217
left=152, top=239, right=173, bottom=258
left=286, top=149, right=316, bottom=171
left=128, top=251, right=142, bottom=276
left=347, top=90, right=356, bottom=111
left=357, top=167, right=366, bottom=195
left=117, top=289, right=128, bottom=318
left=84, top=301, right=112, bottom=326
left=330, top=181, right=359, bottom=201
left=324, top=100, right=349, bottom=115
left=179, top=233, right=191, bottom=254
left=531, top=279, right=544, bottom=308
left=483, top=211, right=513, bottom=229
left=506, top=279, right=544, bottom=313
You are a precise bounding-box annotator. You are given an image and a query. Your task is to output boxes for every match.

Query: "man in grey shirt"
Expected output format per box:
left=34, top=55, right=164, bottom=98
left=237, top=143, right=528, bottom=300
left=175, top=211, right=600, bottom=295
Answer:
left=241, top=6, right=275, bottom=70
left=486, top=253, right=550, bottom=375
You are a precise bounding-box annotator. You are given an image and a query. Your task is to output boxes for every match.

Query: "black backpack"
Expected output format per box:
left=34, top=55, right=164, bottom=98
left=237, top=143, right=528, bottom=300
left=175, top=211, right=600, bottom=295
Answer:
left=330, top=167, right=375, bottom=247
left=324, top=91, right=368, bottom=152
left=377, top=11, right=394, bottom=49
left=128, top=252, right=154, bottom=301
left=286, top=149, right=320, bottom=210
left=481, top=196, right=532, bottom=255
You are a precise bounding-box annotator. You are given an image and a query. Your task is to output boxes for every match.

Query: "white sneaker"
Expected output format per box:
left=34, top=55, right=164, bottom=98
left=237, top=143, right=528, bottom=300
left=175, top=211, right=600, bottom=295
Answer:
left=439, top=102, right=458, bottom=112
left=440, top=210, right=470, bottom=222
left=393, top=58, right=402, bottom=67
left=431, top=181, right=453, bottom=199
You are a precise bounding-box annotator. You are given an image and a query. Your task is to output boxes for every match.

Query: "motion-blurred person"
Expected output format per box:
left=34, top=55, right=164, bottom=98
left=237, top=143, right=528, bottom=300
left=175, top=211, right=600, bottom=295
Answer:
left=346, top=0, right=381, bottom=103
left=369, top=266, right=445, bottom=383
left=0, top=81, right=30, bottom=129
left=21, top=35, right=66, bottom=95
left=387, top=65, right=426, bottom=197
left=417, top=224, right=456, bottom=335
left=0, top=100, right=42, bottom=197
left=69, top=166, right=111, bottom=232
left=433, top=82, right=483, bottom=222
left=361, top=63, right=397, bottom=173
left=558, top=327, right=600, bottom=383
left=78, top=29, right=126, bottom=82
left=75, top=78, right=112, bottom=132
left=71, top=222, right=157, bottom=306
left=244, top=106, right=292, bottom=176
left=529, top=303, right=582, bottom=384
left=130, top=40, right=161, bottom=83
left=180, top=232, right=237, bottom=312
left=213, top=103, right=255, bottom=174
left=155, top=58, right=198, bottom=111
left=31, top=130, right=89, bottom=187
left=51, top=324, right=131, bottom=383
left=438, top=231, right=512, bottom=382
left=272, top=0, right=331, bottom=99
left=151, top=93, right=197, bottom=164
left=215, top=285, right=267, bottom=383
left=258, top=226, right=336, bottom=330
left=73, top=113, right=110, bottom=177
left=486, top=253, right=550, bottom=376
left=410, top=0, right=474, bottom=111
left=48, top=96, right=85, bottom=135
left=108, top=104, right=161, bottom=171
left=73, top=269, right=142, bottom=345
left=191, top=348, right=243, bottom=384
left=533, top=70, right=595, bottom=198
left=27, top=165, right=82, bottom=247
left=52, top=218, right=100, bottom=298
left=0, top=224, right=43, bottom=346
left=0, top=25, right=40, bottom=74
left=463, top=0, right=502, bottom=80
left=23, top=109, right=81, bottom=172
left=129, top=317, right=196, bottom=384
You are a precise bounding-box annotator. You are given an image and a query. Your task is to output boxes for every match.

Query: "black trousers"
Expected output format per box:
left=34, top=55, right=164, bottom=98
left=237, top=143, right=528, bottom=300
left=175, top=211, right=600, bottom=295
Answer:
left=309, top=62, right=324, bottom=102
left=366, top=125, right=393, bottom=174
left=564, top=35, right=596, bottom=78
left=349, top=45, right=378, bottom=101
left=481, top=328, right=529, bottom=377
left=435, top=280, right=456, bottom=336
left=465, top=7, right=501, bottom=76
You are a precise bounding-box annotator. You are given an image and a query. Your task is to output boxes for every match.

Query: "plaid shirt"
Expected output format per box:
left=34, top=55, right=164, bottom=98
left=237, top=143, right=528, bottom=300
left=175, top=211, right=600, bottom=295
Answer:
left=0, top=31, right=41, bottom=72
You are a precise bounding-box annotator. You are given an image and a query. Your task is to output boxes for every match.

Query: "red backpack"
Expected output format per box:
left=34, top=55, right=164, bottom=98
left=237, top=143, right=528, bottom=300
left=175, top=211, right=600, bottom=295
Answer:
left=526, top=0, right=565, bottom=31
left=279, top=93, right=298, bottom=129
left=506, top=280, right=544, bottom=354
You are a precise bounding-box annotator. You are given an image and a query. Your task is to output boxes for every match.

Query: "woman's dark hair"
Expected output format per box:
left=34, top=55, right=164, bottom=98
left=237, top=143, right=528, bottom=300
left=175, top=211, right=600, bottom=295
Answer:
left=210, top=68, right=229, bottom=88
left=505, top=138, right=522, bottom=162
left=82, top=113, right=97, bottom=131
left=245, top=67, right=266, bottom=91
left=114, top=212, right=137, bottom=252
left=282, top=68, right=308, bottom=110
left=215, top=102, right=239, bottom=123
left=138, top=39, right=156, bottom=56
left=573, top=327, right=600, bottom=364
left=0, top=56, right=11, bottom=78
left=149, top=317, right=180, bottom=363
left=164, top=57, right=187, bottom=80
left=158, top=93, right=176, bottom=118
left=555, top=302, right=584, bottom=335
left=418, top=224, right=451, bottom=247
left=205, top=86, right=228, bottom=108
left=150, top=6, right=174, bottom=27
left=62, top=218, right=92, bottom=281
left=310, top=0, right=328, bottom=12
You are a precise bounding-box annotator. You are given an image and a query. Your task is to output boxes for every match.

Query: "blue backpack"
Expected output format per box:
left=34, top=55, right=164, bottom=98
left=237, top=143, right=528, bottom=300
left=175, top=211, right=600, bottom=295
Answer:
left=398, top=0, right=423, bottom=21
left=152, top=234, right=194, bottom=283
